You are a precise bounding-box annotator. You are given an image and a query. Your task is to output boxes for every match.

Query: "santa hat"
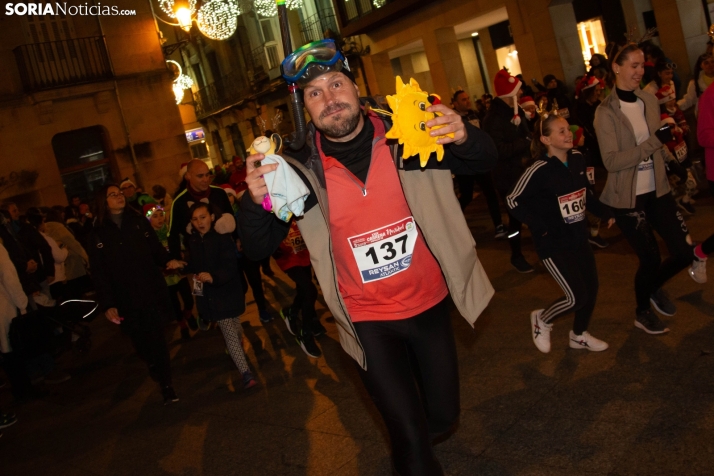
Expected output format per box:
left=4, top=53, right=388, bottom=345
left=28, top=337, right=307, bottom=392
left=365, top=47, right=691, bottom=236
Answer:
left=179, top=162, right=189, bottom=179
left=143, top=203, right=162, bottom=218
left=656, top=83, right=676, bottom=105
left=569, top=125, right=584, bottom=147
left=494, top=69, right=522, bottom=125
left=660, top=113, right=676, bottom=127
left=119, top=178, right=136, bottom=189
left=575, top=75, right=600, bottom=98
left=519, top=96, right=535, bottom=109
left=220, top=184, right=236, bottom=198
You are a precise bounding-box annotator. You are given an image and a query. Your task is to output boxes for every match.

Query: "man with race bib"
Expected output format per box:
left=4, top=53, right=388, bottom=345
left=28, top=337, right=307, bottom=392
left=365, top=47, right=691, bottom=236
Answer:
left=507, top=110, right=614, bottom=354
left=238, top=39, right=495, bottom=475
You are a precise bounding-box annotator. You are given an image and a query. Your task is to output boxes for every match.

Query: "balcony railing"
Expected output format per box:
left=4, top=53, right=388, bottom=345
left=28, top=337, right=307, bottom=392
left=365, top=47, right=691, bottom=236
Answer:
left=299, top=10, right=339, bottom=44
left=251, top=42, right=280, bottom=75
left=13, top=36, right=113, bottom=93
left=193, top=68, right=251, bottom=120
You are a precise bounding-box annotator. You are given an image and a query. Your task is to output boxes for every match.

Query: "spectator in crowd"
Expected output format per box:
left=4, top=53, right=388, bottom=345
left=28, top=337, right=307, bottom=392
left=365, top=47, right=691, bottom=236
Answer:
left=697, top=81, right=714, bottom=195
left=519, top=96, right=537, bottom=132
left=482, top=69, right=536, bottom=272
left=119, top=178, right=154, bottom=214
left=44, top=207, right=90, bottom=300
left=151, top=184, right=174, bottom=219
left=678, top=53, right=714, bottom=115
left=542, top=74, right=572, bottom=116
left=0, top=212, right=38, bottom=296
left=642, top=42, right=681, bottom=93
left=643, top=60, right=675, bottom=96
left=64, top=194, right=81, bottom=222
left=62, top=204, right=93, bottom=249
left=88, top=184, right=184, bottom=405
left=26, top=209, right=67, bottom=302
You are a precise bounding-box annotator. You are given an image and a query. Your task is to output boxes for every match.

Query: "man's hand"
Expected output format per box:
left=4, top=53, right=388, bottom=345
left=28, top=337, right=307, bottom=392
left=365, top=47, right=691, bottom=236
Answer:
left=426, top=104, right=467, bottom=146
left=607, top=218, right=616, bottom=229
left=245, top=153, right=278, bottom=206
left=166, top=260, right=187, bottom=270
left=197, top=272, right=213, bottom=283
left=26, top=260, right=38, bottom=274
left=105, top=308, right=121, bottom=325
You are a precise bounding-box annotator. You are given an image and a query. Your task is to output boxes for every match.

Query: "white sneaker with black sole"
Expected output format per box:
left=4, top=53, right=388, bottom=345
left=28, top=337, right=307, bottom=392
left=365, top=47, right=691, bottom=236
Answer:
left=530, top=309, right=552, bottom=353
left=569, top=331, right=608, bottom=351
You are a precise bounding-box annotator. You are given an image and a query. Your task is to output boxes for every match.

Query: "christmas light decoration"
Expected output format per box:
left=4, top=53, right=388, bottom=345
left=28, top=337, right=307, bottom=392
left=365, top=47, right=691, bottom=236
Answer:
left=197, top=0, right=240, bottom=40
left=166, top=60, right=194, bottom=105
left=286, top=0, right=303, bottom=10
left=157, top=0, right=197, bottom=18
left=254, top=0, right=277, bottom=17
left=373, top=0, right=386, bottom=7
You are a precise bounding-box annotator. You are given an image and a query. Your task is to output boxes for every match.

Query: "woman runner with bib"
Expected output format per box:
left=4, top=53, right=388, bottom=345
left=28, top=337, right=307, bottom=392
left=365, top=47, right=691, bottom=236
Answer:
left=507, top=104, right=614, bottom=353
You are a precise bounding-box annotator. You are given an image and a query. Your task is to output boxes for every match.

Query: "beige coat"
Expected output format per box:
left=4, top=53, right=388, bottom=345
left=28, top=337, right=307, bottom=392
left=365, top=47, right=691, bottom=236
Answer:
left=594, top=88, right=672, bottom=209
left=44, top=222, right=88, bottom=281
left=0, top=243, right=28, bottom=353
left=286, top=153, right=495, bottom=370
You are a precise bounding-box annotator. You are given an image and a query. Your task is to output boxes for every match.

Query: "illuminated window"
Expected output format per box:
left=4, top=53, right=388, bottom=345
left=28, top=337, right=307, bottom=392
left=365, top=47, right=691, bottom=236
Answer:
left=495, top=45, right=521, bottom=76
left=577, top=18, right=607, bottom=70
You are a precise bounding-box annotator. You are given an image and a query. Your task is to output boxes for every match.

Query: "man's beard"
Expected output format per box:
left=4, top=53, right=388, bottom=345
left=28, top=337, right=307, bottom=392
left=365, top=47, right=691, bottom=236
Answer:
left=318, top=102, right=361, bottom=138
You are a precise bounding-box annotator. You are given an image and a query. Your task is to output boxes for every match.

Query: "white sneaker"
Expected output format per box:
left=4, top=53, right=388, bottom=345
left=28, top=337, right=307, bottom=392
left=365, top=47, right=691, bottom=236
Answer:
left=530, top=309, right=552, bottom=353
left=569, top=331, right=609, bottom=351
left=689, top=257, right=707, bottom=284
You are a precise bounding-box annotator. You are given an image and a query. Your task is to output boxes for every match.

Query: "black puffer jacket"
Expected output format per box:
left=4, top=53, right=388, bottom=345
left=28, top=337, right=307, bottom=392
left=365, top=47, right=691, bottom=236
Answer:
left=481, top=97, right=532, bottom=193
left=87, top=209, right=173, bottom=320
left=184, top=229, right=244, bottom=321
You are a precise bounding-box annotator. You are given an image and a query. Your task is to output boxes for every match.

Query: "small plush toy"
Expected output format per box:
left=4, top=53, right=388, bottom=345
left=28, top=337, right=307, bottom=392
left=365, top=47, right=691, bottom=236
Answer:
left=248, top=133, right=283, bottom=212
left=371, top=76, right=454, bottom=167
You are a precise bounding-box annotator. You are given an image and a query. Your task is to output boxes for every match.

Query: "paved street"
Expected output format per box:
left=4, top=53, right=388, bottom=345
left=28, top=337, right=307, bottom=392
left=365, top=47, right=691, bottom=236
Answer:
left=1, top=191, right=713, bottom=476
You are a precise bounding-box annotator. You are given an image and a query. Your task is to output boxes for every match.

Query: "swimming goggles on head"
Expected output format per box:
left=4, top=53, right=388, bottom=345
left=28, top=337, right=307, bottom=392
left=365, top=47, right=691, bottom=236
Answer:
left=281, top=39, right=346, bottom=84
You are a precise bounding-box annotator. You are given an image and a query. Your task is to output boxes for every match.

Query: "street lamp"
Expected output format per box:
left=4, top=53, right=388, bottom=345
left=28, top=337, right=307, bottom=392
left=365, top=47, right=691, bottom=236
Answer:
left=174, top=1, right=193, bottom=31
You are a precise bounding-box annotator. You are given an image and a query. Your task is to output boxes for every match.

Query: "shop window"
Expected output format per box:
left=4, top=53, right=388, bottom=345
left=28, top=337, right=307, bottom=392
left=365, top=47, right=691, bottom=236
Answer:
left=495, top=45, right=521, bottom=76
left=51, top=126, right=114, bottom=202
left=577, top=18, right=607, bottom=70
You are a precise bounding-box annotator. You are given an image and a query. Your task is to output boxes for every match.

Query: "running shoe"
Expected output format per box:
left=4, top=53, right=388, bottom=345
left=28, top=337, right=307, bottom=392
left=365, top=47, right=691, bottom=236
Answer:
left=569, top=331, right=609, bottom=351
left=310, top=321, right=327, bottom=337
left=296, top=331, right=322, bottom=358
left=530, top=309, right=552, bottom=353
left=588, top=234, right=609, bottom=249
left=511, top=255, right=535, bottom=273
left=198, top=316, right=210, bottom=331
left=259, top=309, right=274, bottom=323
left=494, top=224, right=507, bottom=239
left=280, top=308, right=299, bottom=336
left=242, top=371, right=257, bottom=389
left=162, top=386, right=179, bottom=406
left=634, top=309, right=670, bottom=335
left=689, top=257, right=707, bottom=284
left=0, top=412, right=17, bottom=430
left=650, top=288, right=676, bottom=316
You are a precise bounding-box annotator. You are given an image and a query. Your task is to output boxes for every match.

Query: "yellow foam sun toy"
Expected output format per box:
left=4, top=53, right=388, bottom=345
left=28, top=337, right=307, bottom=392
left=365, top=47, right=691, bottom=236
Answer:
left=383, top=76, right=454, bottom=167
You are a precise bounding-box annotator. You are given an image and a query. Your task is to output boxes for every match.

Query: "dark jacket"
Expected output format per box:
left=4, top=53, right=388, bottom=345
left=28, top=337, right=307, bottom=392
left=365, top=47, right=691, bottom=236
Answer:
left=573, top=97, right=602, bottom=165
left=450, top=115, right=499, bottom=176
left=87, top=209, right=173, bottom=320
left=167, top=186, right=235, bottom=259
left=0, top=217, right=36, bottom=294
left=16, top=221, right=55, bottom=281
left=184, top=229, right=244, bottom=321
left=506, top=149, right=613, bottom=260
left=481, top=97, right=532, bottom=192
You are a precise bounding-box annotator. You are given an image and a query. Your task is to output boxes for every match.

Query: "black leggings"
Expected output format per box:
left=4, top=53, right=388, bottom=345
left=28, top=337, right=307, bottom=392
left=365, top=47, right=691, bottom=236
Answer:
left=701, top=233, right=714, bottom=256
left=285, top=265, right=318, bottom=331
left=167, top=277, right=194, bottom=321
left=613, top=192, right=692, bottom=312
left=240, top=256, right=267, bottom=310
left=353, top=298, right=458, bottom=476
left=454, top=173, right=503, bottom=228
left=121, top=309, right=172, bottom=387
left=541, top=244, right=599, bottom=335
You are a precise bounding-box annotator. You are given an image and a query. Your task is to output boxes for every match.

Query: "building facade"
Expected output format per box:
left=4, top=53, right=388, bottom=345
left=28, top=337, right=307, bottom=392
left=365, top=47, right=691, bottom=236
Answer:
left=0, top=0, right=191, bottom=209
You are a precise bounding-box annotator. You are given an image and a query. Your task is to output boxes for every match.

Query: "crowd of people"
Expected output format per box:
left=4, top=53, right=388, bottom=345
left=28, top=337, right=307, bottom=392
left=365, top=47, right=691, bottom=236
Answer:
left=0, top=33, right=713, bottom=475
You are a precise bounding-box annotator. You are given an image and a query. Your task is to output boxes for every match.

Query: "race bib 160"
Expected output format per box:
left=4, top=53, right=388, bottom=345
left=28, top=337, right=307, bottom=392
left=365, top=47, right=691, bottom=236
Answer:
left=347, top=217, right=418, bottom=283
left=558, top=188, right=586, bottom=224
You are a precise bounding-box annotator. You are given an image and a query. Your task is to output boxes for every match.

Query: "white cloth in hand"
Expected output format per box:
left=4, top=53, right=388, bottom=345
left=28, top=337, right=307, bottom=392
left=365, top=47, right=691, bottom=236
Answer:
left=261, top=154, right=310, bottom=222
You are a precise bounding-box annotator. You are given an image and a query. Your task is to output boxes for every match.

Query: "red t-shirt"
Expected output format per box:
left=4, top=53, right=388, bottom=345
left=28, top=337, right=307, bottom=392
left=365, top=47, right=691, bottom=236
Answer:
left=275, top=220, right=311, bottom=271
left=319, top=115, right=448, bottom=322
